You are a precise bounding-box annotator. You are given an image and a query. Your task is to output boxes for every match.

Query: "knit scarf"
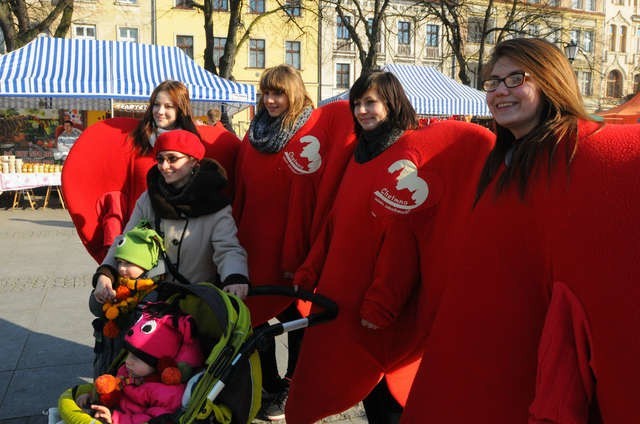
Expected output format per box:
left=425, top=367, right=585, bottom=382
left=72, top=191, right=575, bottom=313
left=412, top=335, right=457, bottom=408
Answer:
left=354, top=120, right=405, bottom=163
left=147, top=159, right=230, bottom=219
left=248, top=106, right=313, bottom=153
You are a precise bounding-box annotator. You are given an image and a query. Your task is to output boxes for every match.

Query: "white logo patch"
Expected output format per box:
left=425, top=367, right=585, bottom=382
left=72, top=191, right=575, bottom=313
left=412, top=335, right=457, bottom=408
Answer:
left=283, top=135, right=322, bottom=175
left=373, top=159, right=428, bottom=212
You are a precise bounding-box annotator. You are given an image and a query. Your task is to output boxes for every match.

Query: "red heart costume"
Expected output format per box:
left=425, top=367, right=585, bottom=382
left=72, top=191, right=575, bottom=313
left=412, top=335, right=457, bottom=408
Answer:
left=401, top=121, right=640, bottom=423
left=285, top=120, right=495, bottom=423
left=62, top=117, right=240, bottom=263
left=233, top=101, right=356, bottom=325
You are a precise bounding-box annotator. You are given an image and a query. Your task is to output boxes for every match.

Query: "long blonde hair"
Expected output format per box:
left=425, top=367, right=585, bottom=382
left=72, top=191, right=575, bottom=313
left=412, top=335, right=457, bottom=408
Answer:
left=476, top=38, right=595, bottom=202
left=257, top=65, right=314, bottom=130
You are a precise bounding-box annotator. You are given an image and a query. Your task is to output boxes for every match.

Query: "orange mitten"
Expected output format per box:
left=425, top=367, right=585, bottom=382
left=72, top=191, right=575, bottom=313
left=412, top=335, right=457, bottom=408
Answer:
left=94, top=374, right=122, bottom=408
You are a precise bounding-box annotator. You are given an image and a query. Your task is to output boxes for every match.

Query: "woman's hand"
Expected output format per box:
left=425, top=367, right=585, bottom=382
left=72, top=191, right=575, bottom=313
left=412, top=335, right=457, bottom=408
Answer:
left=91, top=404, right=113, bottom=423
left=361, top=318, right=380, bottom=330
left=223, top=283, right=249, bottom=300
left=93, top=275, right=116, bottom=303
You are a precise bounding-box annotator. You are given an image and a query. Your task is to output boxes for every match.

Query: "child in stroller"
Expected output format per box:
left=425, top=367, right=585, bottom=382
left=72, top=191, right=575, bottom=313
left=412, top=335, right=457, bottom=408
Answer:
left=76, top=304, right=204, bottom=423
left=89, top=219, right=166, bottom=377
left=55, top=218, right=338, bottom=424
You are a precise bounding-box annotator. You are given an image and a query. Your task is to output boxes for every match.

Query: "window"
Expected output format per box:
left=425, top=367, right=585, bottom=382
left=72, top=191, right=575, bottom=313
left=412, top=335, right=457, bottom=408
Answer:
left=426, top=24, right=439, bottom=47
left=337, top=16, right=350, bottom=40
left=116, top=0, right=137, bottom=4
left=578, top=71, right=592, bottom=96
left=118, top=27, right=138, bottom=43
left=609, top=24, right=617, bottom=51
left=74, top=25, right=96, bottom=40
left=545, top=28, right=561, bottom=43
left=213, top=37, right=226, bottom=67
left=175, top=0, right=193, bottom=8
left=286, top=0, right=301, bottom=16
left=176, top=35, right=193, bottom=58
left=620, top=26, right=627, bottom=53
left=397, top=21, right=411, bottom=55
left=249, top=0, right=265, bottom=13
left=398, top=21, right=410, bottom=45
left=606, top=70, right=623, bottom=98
left=249, top=39, right=265, bottom=68
left=584, top=0, right=595, bottom=10
left=336, top=63, right=350, bottom=88
left=212, top=0, right=228, bottom=11
left=467, top=17, right=483, bottom=43
left=285, top=41, right=301, bottom=69
left=634, top=74, right=640, bottom=94
left=582, top=30, right=593, bottom=53
left=570, top=29, right=580, bottom=46
left=572, top=30, right=594, bottom=53
left=528, top=24, right=540, bottom=38
left=571, top=0, right=583, bottom=8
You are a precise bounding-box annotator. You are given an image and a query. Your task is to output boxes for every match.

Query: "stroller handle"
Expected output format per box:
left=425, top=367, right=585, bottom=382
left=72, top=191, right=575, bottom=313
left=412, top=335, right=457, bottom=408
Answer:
left=248, top=285, right=338, bottom=325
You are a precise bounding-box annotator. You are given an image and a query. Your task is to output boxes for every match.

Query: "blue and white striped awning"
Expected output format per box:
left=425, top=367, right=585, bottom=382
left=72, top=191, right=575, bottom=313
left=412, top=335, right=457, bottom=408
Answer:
left=0, top=35, right=256, bottom=114
left=321, top=63, right=491, bottom=117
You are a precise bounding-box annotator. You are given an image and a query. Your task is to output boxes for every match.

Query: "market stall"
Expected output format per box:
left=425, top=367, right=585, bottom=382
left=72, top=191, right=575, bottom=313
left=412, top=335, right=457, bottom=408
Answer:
left=320, top=63, right=491, bottom=117
left=0, top=35, right=256, bottom=116
left=0, top=157, right=63, bottom=209
left=597, top=92, right=640, bottom=124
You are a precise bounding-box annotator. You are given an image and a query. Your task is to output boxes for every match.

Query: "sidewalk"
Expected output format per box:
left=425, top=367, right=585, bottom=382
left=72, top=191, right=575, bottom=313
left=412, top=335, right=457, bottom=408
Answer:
left=0, top=205, right=365, bottom=424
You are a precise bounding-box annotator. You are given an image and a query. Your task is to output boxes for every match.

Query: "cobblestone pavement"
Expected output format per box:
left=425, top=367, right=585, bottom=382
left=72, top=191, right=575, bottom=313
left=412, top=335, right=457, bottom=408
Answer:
left=0, top=203, right=366, bottom=424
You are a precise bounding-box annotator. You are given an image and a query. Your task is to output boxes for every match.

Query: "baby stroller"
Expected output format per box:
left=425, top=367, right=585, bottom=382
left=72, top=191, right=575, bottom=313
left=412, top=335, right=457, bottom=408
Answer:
left=55, top=282, right=337, bottom=424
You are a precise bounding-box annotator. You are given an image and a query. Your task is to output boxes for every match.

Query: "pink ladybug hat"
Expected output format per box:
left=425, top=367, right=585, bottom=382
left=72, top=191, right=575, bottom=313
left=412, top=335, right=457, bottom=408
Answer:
left=124, top=307, right=204, bottom=369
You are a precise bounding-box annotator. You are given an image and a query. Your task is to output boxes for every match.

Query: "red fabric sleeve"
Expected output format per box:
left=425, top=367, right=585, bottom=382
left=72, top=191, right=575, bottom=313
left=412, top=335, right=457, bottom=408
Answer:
left=529, top=281, right=596, bottom=424
left=96, top=191, right=127, bottom=250
left=293, top=215, right=333, bottom=291
left=360, top=217, right=420, bottom=329
left=281, top=175, right=316, bottom=276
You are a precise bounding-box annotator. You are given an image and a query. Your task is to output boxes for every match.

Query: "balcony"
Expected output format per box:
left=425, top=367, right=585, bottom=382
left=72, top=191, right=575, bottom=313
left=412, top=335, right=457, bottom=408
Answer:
left=397, top=44, right=411, bottom=56
left=335, top=40, right=354, bottom=53
left=424, top=47, right=439, bottom=59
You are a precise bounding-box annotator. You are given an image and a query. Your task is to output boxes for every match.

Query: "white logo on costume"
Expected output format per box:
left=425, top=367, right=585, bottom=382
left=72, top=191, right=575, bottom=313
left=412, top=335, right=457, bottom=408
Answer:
left=284, top=135, right=322, bottom=174
left=373, top=159, right=428, bottom=212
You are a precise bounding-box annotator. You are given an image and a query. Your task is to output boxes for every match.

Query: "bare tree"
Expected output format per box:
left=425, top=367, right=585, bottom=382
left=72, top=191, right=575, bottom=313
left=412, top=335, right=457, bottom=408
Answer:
left=0, top=0, right=74, bottom=52
left=192, top=0, right=310, bottom=78
left=326, top=0, right=392, bottom=77
left=190, top=0, right=312, bottom=129
left=414, top=0, right=562, bottom=88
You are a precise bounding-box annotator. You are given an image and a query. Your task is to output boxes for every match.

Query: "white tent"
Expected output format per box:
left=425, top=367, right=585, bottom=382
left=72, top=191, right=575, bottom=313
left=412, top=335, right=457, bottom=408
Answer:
left=321, top=63, right=491, bottom=117
left=0, top=36, right=256, bottom=114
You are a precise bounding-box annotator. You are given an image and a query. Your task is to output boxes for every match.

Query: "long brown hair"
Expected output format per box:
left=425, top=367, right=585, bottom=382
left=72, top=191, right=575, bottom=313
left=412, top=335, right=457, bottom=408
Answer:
left=348, top=71, right=418, bottom=137
left=475, top=38, right=594, bottom=203
left=130, top=80, right=199, bottom=154
left=257, top=65, right=314, bottom=130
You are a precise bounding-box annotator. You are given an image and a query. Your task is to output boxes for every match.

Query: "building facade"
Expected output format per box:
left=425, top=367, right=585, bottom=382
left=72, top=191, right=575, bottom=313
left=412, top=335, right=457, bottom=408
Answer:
left=4, top=0, right=640, bottom=116
left=601, top=0, right=640, bottom=111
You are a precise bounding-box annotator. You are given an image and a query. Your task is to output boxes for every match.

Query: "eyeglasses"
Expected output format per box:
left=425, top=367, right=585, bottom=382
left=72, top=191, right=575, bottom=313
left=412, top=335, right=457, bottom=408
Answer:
left=156, top=154, right=188, bottom=165
left=482, top=72, right=529, bottom=92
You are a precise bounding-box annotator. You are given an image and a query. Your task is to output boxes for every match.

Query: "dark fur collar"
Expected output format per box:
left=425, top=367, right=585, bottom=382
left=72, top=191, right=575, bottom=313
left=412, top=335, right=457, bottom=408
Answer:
left=147, top=158, right=229, bottom=219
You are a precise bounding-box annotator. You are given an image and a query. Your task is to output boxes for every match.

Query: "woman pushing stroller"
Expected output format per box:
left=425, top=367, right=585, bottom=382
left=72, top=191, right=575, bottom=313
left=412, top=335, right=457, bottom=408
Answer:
left=90, top=129, right=249, bottom=376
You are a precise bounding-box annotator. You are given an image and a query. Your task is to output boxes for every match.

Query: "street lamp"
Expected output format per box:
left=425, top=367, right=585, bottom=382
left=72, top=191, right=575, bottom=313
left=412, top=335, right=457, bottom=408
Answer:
left=565, top=40, right=578, bottom=63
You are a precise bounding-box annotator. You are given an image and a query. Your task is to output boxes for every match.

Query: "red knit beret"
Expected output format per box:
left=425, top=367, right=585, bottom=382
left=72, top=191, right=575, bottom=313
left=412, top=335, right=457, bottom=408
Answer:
left=155, top=129, right=205, bottom=160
